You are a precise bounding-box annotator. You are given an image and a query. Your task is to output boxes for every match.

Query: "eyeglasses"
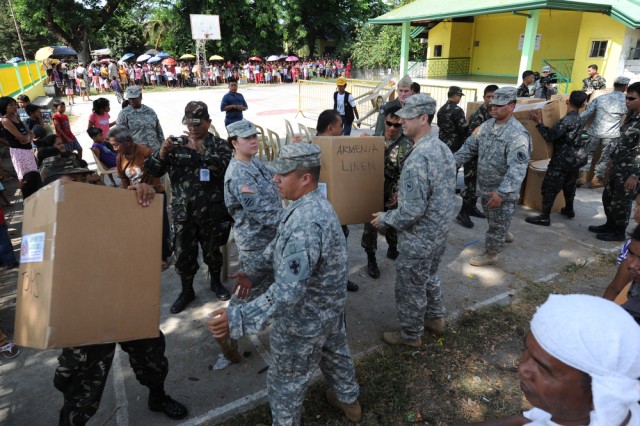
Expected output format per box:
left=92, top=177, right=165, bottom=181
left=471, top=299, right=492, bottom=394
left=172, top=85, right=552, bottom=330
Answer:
left=385, top=121, right=402, bottom=128
left=627, top=96, right=638, bottom=101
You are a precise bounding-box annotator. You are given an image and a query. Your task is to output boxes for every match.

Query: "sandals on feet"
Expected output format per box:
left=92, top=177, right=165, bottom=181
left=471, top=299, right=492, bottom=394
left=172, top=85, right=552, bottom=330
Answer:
left=0, top=342, right=20, bottom=359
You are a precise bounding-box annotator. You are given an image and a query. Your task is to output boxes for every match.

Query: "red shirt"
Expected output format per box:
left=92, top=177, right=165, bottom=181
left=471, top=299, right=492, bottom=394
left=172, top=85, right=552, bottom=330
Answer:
left=0, top=206, right=6, bottom=226
left=53, top=112, right=76, bottom=141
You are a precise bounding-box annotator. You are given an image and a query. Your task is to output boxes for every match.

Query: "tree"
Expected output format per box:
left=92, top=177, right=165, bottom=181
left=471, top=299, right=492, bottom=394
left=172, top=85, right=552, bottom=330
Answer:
left=98, top=15, right=147, bottom=59
left=0, top=1, right=56, bottom=61
left=12, top=0, right=136, bottom=62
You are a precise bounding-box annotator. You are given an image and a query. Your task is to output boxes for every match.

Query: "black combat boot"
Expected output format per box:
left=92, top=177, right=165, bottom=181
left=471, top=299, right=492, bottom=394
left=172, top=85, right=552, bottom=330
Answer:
left=456, top=202, right=474, bottom=229
left=366, top=250, right=380, bottom=279
left=560, top=199, right=575, bottom=218
left=525, top=214, right=551, bottom=226
left=170, top=275, right=196, bottom=314
left=148, top=388, right=188, bottom=420
left=386, top=245, right=399, bottom=260
left=467, top=197, right=486, bottom=218
left=210, top=271, right=231, bottom=301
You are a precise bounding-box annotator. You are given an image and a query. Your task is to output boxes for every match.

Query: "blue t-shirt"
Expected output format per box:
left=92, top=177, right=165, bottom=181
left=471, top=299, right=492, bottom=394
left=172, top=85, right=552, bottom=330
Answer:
left=220, top=92, right=247, bottom=125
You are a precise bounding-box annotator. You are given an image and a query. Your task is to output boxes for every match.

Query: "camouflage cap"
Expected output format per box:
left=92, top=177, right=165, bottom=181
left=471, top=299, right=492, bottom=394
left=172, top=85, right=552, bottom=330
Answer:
left=615, top=76, right=631, bottom=85
left=227, top=120, right=259, bottom=138
left=125, top=85, right=142, bottom=99
left=40, top=156, right=92, bottom=185
left=541, top=65, right=551, bottom=73
left=267, top=143, right=321, bottom=175
left=395, top=93, right=437, bottom=118
left=490, top=87, right=517, bottom=106
left=448, top=85, right=464, bottom=97
left=397, top=75, right=412, bottom=88
left=182, top=101, right=210, bottom=125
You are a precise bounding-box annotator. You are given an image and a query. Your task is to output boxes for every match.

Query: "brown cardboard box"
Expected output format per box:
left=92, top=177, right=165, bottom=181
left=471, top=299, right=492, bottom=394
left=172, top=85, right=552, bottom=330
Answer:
left=521, top=159, right=565, bottom=213
left=313, top=136, right=385, bottom=225
left=14, top=180, right=162, bottom=349
left=465, top=101, right=483, bottom=120
left=513, top=100, right=563, bottom=161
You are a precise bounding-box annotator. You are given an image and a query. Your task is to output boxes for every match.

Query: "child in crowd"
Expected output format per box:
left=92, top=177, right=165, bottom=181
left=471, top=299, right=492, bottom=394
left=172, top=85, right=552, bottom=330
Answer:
left=88, top=127, right=117, bottom=186
left=24, top=104, right=45, bottom=131
left=37, top=134, right=87, bottom=168
left=87, top=98, right=115, bottom=139
left=77, top=75, right=90, bottom=101
left=63, top=74, right=75, bottom=105
left=110, top=78, right=124, bottom=96
left=52, top=100, right=83, bottom=160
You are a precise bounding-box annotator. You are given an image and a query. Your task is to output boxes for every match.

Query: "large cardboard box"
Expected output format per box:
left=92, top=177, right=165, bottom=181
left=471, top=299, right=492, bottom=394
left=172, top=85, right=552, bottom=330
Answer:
left=465, top=101, right=483, bottom=120
left=313, top=136, right=385, bottom=225
left=14, top=180, right=163, bottom=349
left=514, top=100, right=563, bottom=161
left=521, top=159, right=565, bottom=213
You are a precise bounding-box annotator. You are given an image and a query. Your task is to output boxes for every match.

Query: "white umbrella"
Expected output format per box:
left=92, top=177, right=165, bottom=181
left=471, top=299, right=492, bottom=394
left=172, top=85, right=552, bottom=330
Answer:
left=136, top=54, right=152, bottom=62
left=267, top=55, right=279, bottom=62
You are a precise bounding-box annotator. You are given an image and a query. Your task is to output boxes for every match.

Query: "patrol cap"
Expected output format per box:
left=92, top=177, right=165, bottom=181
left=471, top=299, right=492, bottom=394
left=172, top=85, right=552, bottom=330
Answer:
left=125, top=85, right=142, bottom=99
left=541, top=65, right=551, bottom=73
left=490, top=87, right=517, bottom=106
left=615, top=76, right=631, bottom=85
left=336, top=77, right=347, bottom=86
left=40, top=156, right=93, bottom=185
left=395, top=93, right=437, bottom=118
left=268, top=144, right=321, bottom=175
left=448, top=86, right=464, bottom=97
left=227, top=120, right=259, bottom=138
left=398, top=75, right=412, bottom=88
left=182, top=101, right=210, bottom=125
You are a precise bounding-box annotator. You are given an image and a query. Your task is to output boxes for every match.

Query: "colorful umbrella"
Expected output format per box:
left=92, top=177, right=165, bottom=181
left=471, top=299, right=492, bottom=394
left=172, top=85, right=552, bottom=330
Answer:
left=145, top=49, right=159, bottom=56
left=120, top=53, right=135, bottom=61
left=285, top=56, right=299, bottom=62
left=162, top=58, right=177, bottom=66
left=179, top=54, right=195, bottom=60
left=248, top=56, right=262, bottom=62
left=136, top=54, right=152, bottom=62
left=266, top=55, right=279, bottom=62
left=35, top=47, right=54, bottom=61
left=156, top=52, right=170, bottom=58
left=7, top=57, right=22, bottom=63
left=147, top=56, right=162, bottom=63
left=209, top=55, right=224, bottom=60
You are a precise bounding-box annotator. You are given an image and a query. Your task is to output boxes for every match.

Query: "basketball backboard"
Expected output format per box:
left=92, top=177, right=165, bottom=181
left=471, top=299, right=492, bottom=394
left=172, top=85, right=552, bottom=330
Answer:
left=190, top=15, right=221, bottom=40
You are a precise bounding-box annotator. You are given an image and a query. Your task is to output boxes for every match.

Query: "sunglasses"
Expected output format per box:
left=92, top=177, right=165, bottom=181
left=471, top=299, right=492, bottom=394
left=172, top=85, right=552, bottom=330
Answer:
left=385, top=121, right=402, bottom=128
left=627, top=96, right=638, bottom=101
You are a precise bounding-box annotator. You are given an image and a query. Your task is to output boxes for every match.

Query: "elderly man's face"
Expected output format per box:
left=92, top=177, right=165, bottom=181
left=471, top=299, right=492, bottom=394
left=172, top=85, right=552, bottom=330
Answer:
left=397, top=86, right=412, bottom=104
left=518, top=332, right=592, bottom=423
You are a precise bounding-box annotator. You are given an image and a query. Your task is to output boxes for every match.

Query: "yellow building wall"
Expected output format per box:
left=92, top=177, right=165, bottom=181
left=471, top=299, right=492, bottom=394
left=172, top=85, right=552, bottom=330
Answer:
left=449, top=22, right=473, bottom=57
left=569, top=13, right=627, bottom=92
left=428, top=22, right=452, bottom=59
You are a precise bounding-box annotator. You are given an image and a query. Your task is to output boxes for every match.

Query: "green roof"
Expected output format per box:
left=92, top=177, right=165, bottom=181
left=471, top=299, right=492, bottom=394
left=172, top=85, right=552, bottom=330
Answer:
left=369, top=0, right=640, bottom=29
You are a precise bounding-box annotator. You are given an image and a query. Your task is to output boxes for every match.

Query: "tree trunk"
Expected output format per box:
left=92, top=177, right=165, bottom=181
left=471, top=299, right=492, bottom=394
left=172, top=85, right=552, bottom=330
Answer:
left=71, top=32, right=92, bottom=64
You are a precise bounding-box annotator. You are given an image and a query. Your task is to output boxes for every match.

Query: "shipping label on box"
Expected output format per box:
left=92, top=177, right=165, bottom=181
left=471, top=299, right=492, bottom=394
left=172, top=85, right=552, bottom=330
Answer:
left=313, top=136, right=385, bottom=225
left=14, top=180, right=163, bottom=349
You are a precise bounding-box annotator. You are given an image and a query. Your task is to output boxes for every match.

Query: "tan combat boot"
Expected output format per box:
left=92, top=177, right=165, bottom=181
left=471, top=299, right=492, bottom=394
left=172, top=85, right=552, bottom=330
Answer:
left=590, top=176, right=605, bottom=189
left=504, top=232, right=515, bottom=243
left=326, top=389, right=363, bottom=423
left=424, top=318, right=445, bottom=336
left=576, top=171, right=588, bottom=187
left=470, top=252, right=498, bottom=267
left=382, top=331, right=422, bottom=347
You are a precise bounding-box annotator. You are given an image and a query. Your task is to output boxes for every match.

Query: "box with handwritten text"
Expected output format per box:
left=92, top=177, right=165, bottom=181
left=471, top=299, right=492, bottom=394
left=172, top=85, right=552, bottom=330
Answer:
left=313, top=136, right=385, bottom=225
left=14, top=180, right=162, bottom=349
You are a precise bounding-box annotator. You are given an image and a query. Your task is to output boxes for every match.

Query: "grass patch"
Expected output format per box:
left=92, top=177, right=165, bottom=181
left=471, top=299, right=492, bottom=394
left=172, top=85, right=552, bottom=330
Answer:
left=213, top=254, right=616, bottom=425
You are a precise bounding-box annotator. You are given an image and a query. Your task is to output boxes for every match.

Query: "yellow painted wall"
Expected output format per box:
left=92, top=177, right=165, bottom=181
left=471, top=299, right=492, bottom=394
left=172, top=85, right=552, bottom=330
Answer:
left=428, top=22, right=452, bottom=59
left=530, top=10, right=582, bottom=68
left=569, top=13, right=627, bottom=92
left=0, top=62, right=47, bottom=97
left=449, top=22, right=473, bottom=57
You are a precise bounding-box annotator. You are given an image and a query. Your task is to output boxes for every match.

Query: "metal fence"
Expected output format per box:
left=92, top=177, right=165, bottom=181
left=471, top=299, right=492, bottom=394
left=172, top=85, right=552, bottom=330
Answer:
left=0, top=61, right=46, bottom=97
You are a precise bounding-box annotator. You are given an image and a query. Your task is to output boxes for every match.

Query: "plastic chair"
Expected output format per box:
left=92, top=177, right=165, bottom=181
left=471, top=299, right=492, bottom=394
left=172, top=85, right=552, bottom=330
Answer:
left=91, top=149, right=117, bottom=187
left=284, top=119, right=295, bottom=144
left=298, top=123, right=312, bottom=142
left=208, top=124, right=221, bottom=138
left=254, top=124, right=271, bottom=161
left=267, top=129, right=281, bottom=158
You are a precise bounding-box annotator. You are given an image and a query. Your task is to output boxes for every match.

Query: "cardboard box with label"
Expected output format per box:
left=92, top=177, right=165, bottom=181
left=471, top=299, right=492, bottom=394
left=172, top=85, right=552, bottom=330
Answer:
left=521, top=159, right=565, bottom=213
left=513, top=100, right=563, bottom=161
left=313, top=136, right=385, bottom=225
left=465, top=101, right=483, bottom=121
left=14, top=180, right=163, bottom=349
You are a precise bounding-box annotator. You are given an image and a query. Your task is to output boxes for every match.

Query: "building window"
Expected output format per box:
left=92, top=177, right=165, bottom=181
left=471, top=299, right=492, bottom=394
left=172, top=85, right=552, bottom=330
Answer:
left=589, top=40, right=608, bottom=58
left=433, top=45, right=443, bottom=57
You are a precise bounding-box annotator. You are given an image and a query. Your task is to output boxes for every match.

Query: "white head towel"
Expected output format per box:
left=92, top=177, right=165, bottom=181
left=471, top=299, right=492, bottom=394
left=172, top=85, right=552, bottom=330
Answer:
left=530, top=294, right=640, bottom=426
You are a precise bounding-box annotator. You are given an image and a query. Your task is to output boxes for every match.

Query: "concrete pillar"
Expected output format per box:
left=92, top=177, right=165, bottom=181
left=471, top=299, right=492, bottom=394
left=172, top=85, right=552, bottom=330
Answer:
left=517, top=10, right=540, bottom=84
left=400, top=22, right=411, bottom=77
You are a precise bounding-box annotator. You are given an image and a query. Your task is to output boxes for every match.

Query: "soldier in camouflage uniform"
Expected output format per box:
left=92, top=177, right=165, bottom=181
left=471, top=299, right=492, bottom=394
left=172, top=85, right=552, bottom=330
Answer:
left=437, top=86, right=469, bottom=153
left=374, top=75, right=413, bottom=136
left=371, top=94, right=456, bottom=346
left=116, top=86, right=164, bottom=150
left=42, top=158, right=187, bottom=425
left=456, top=84, right=497, bottom=229
left=578, top=76, right=629, bottom=188
left=208, top=144, right=362, bottom=425
left=582, top=64, right=607, bottom=97
left=525, top=91, right=588, bottom=226
left=145, top=101, right=233, bottom=314
left=455, top=87, right=532, bottom=266
left=361, top=105, right=413, bottom=278
left=533, top=66, right=558, bottom=100
left=517, top=70, right=535, bottom=98
left=588, top=82, right=640, bottom=242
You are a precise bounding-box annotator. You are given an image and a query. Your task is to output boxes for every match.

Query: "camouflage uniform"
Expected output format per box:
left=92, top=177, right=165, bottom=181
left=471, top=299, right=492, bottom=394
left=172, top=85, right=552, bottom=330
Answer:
left=116, top=104, right=164, bottom=150
left=582, top=74, right=607, bottom=94
left=224, top=156, right=283, bottom=300
left=145, top=133, right=232, bottom=282
left=54, top=332, right=169, bottom=426
left=516, top=83, right=531, bottom=98
left=455, top=116, right=532, bottom=254
left=227, top=184, right=359, bottom=425
left=601, top=113, right=640, bottom=233
left=579, top=90, right=626, bottom=175
left=374, top=98, right=401, bottom=136
left=360, top=133, right=413, bottom=252
left=437, top=100, right=469, bottom=153
left=534, top=110, right=585, bottom=215
left=378, top=104, right=456, bottom=340
left=461, top=103, right=493, bottom=205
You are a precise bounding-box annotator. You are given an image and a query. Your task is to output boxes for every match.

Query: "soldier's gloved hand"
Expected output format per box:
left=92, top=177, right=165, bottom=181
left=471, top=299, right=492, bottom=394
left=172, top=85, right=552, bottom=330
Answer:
left=232, top=278, right=253, bottom=300
left=207, top=308, right=229, bottom=338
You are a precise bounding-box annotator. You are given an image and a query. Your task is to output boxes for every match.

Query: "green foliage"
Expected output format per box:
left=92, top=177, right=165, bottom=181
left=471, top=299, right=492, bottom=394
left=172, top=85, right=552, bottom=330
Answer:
left=0, top=1, right=56, bottom=61
left=349, top=24, right=421, bottom=68
left=98, top=15, right=147, bottom=59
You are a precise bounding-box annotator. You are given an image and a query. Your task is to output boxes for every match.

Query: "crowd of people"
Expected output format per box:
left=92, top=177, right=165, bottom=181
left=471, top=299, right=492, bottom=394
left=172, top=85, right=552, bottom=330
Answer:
left=0, top=61, right=638, bottom=425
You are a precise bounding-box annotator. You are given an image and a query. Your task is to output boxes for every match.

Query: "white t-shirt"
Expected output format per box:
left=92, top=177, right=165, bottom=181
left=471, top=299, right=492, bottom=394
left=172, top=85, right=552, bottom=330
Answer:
left=335, top=93, right=356, bottom=115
